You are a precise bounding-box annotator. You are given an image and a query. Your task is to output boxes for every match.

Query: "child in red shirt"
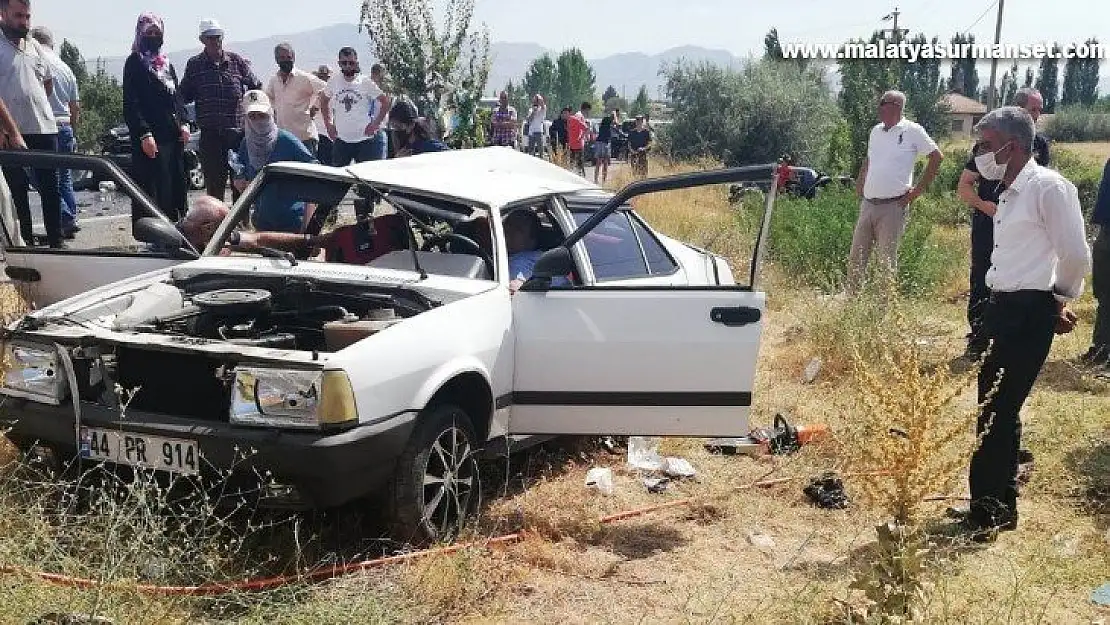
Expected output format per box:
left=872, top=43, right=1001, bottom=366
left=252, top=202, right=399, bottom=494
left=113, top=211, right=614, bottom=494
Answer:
left=566, top=102, right=592, bottom=176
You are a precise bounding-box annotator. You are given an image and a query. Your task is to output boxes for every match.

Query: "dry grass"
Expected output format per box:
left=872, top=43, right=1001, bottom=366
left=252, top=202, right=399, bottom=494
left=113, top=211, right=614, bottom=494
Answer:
left=0, top=158, right=1106, bottom=623
left=1056, top=141, right=1110, bottom=163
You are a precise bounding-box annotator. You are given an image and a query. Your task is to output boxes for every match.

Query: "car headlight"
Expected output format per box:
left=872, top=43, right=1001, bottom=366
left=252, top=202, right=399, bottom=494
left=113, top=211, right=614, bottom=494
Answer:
left=2, top=342, right=67, bottom=404
left=230, top=367, right=357, bottom=429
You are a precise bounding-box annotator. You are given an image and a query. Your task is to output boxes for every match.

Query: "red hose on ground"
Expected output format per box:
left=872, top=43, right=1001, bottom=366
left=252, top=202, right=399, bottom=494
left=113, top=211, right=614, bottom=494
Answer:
left=0, top=471, right=870, bottom=596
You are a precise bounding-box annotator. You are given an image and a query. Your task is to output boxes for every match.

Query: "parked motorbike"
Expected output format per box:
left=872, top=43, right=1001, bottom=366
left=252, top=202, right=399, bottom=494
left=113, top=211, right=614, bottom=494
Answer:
left=74, top=123, right=205, bottom=192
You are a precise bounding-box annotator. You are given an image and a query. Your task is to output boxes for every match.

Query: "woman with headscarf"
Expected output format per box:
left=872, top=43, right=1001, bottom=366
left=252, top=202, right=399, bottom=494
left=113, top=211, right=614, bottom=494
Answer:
left=123, top=13, right=190, bottom=222
left=231, top=90, right=318, bottom=233
left=389, top=100, right=449, bottom=157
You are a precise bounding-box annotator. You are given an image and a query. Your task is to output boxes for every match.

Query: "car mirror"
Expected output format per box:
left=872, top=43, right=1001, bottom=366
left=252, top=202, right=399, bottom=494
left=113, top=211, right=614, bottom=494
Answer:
left=134, top=217, right=187, bottom=250
left=520, top=247, right=573, bottom=292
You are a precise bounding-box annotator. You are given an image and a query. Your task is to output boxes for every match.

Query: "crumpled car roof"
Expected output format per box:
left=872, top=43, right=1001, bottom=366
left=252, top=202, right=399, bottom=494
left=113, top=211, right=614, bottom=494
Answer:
left=344, top=146, right=601, bottom=208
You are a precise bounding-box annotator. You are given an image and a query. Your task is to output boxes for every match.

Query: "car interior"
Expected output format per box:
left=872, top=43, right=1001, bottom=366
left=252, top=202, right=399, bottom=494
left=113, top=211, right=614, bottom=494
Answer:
left=231, top=174, right=574, bottom=283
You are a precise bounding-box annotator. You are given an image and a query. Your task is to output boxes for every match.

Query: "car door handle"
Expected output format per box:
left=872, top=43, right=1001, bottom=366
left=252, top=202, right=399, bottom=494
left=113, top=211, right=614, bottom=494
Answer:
left=710, top=306, right=761, bottom=327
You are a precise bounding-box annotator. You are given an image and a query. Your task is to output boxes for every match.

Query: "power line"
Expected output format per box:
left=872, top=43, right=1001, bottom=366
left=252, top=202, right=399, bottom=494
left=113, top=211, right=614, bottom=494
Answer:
left=964, top=0, right=999, bottom=35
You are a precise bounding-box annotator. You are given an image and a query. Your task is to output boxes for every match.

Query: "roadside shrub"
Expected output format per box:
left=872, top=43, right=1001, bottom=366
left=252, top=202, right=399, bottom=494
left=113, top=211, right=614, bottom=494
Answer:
left=1044, top=106, right=1110, bottom=143
left=1052, top=146, right=1105, bottom=219
left=661, top=58, right=843, bottom=168
left=761, top=187, right=963, bottom=297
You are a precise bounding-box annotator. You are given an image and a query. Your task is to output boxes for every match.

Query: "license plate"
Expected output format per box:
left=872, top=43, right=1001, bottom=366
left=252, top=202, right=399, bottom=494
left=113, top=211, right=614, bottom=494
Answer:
left=79, top=427, right=200, bottom=476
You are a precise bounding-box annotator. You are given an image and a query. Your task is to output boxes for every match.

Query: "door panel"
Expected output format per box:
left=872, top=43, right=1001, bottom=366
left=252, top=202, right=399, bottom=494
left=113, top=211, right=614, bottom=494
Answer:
left=510, top=288, right=763, bottom=437
left=4, top=251, right=183, bottom=308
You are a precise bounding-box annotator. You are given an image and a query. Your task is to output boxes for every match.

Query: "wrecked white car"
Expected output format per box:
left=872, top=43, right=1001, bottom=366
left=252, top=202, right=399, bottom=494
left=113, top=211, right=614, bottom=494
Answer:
left=0, top=147, right=779, bottom=542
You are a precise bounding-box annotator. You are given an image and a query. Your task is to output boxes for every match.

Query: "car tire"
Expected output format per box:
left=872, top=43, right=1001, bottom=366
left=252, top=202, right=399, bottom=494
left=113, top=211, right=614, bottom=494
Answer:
left=387, top=403, right=481, bottom=545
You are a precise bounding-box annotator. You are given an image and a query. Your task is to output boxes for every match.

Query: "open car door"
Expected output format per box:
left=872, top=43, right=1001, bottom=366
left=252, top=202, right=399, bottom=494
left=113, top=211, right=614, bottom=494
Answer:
left=0, top=150, right=198, bottom=308
left=509, top=165, right=780, bottom=437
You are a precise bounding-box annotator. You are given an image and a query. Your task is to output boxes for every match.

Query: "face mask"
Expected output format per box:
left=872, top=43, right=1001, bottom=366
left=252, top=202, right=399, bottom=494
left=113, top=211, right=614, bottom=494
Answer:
left=278, top=60, right=294, bottom=73
left=248, top=117, right=273, bottom=135
left=141, top=35, right=163, bottom=51
left=974, top=142, right=1011, bottom=181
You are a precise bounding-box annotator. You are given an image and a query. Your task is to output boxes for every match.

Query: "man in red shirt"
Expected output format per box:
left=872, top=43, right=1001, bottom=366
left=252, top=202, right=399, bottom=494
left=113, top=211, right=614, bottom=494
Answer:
left=566, top=101, right=592, bottom=177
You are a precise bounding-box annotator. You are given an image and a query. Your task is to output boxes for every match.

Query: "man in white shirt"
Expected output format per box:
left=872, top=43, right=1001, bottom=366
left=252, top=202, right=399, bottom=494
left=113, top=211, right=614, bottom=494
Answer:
left=847, top=90, right=943, bottom=293
left=318, top=47, right=389, bottom=166
left=265, top=43, right=326, bottom=157
left=525, top=94, right=547, bottom=158
left=960, top=106, right=1091, bottom=542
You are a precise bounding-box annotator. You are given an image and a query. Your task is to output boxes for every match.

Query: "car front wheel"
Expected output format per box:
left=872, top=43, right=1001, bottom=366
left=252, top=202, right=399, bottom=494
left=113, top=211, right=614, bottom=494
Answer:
left=388, top=403, right=481, bottom=545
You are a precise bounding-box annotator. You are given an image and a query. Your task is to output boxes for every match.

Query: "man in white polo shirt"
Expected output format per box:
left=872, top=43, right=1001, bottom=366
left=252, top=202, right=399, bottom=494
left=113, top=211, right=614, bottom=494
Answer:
left=847, top=90, right=944, bottom=292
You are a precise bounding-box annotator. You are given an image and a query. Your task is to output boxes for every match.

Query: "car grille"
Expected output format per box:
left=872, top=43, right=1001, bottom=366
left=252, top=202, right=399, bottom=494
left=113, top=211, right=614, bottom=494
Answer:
left=115, top=347, right=233, bottom=422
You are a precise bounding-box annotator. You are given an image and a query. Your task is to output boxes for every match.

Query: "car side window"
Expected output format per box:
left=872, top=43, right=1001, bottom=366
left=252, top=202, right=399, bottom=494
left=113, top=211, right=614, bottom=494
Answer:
left=572, top=211, right=649, bottom=281
left=629, top=214, right=678, bottom=276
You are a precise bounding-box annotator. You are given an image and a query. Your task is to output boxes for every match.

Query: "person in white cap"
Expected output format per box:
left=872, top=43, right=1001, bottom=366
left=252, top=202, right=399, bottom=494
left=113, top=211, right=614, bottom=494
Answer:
left=179, top=17, right=261, bottom=204
left=230, top=89, right=318, bottom=233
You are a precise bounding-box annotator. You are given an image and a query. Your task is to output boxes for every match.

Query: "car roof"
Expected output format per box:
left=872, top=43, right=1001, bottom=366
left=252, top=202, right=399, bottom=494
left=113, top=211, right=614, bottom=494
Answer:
left=341, top=147, right=600, bottom=208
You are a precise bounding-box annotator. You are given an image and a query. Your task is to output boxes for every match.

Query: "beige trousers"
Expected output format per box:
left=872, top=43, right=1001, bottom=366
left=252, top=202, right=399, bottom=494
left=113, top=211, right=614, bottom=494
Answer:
left=847, top=196, right=907, bottom=293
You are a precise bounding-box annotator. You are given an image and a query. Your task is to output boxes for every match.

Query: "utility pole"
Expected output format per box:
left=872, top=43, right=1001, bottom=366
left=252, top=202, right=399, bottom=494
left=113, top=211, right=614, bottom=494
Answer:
left=881, top=7, right=909, bottom=44
left=986, top=0, right=1005, bottom=109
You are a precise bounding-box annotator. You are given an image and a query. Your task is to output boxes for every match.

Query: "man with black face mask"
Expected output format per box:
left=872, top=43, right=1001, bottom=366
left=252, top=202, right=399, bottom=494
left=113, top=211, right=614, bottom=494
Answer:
left=319, top=47, right=390, bottom=166
left=264, top=43, right=326, bottom=158
left=0, top=0, right=64, bottom=248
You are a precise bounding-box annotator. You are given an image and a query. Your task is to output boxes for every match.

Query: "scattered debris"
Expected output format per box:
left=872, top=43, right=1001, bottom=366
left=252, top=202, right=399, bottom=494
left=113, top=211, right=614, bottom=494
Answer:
left=747, top=530, right=776, bottom=553
left=28, top=614, right=114, bottom=625
left=584, top=467, right=614, bottom=495
left=661, top=457, right=697, bottom=478
left=802, top=357, right=822, bottom=383
left=599, top=436, right=621, bottom=454
left=1092, top=582, right=1110, bottom=607
left=1051, top=533, right=1081, bottom=558
left=643, top=477, right=669, bottom=493
left=705, top=414, right=828, bottom=456
left=627, top=436, right=664, bottom=471
left=803, top=471, right=850, bottom=509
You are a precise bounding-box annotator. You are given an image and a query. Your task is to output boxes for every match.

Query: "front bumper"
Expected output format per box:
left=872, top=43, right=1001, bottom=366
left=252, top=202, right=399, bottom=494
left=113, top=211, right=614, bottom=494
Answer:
left=0, top=398, right=416, bottom=509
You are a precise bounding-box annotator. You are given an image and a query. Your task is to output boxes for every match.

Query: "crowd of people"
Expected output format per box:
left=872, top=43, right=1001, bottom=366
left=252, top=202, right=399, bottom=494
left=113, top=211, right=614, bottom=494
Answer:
left=488, top=92, right=656, bottom=182
left=849, top=86, right=1102, bottom=543
left=0, top=2, right=451, bottom=247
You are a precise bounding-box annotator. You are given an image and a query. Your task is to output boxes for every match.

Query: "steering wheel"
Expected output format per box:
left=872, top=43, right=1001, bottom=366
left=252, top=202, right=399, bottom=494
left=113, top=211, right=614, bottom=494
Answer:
left=420, top=232, right=495, bottom=276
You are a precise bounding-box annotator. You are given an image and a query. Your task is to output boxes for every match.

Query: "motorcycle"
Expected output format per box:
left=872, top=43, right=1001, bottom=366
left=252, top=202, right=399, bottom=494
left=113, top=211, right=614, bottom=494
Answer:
left=729, top=158, right=853, bottom=203
left=73, top=122, right=205, bottom=192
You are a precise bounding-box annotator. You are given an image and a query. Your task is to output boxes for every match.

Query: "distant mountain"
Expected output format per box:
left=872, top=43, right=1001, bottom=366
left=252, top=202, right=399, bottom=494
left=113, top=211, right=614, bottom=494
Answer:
left=93, top=23, right=746, bottom=100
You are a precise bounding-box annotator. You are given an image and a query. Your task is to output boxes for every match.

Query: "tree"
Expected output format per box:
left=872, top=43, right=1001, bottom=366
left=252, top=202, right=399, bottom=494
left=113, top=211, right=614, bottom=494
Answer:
left=57, top=40, right=122, bottom=150
left=663, top=58, right=842, bottom=167
left=631, top=84, right=650, bottom=116
left=1024, top=67, right=1035, bottom=88
left=947, top=33, right=979, bottom=98
left=360, top=0, right=491, bottom=147
left=59, top=40, right=88, bottom=84
left=553, top=48, right=596, bottom=110
left=1070, top=37, right=1102, bottom=106
left=838, top=32, right=901, bottom=172
left=503, top=79, right=528, bottom=116
left=764, top=27, right=784, bottom=60
left=899, top=34, right=948, bottom=141
left=521, top=53, right=557, bottom=116
left=999, top=62, right=1019, bottom=106
left=602, top=85, right=619, bottom=102
left=604, top=97, right=629, bottom=113
left=1035, top=45, right=1061, bottom=113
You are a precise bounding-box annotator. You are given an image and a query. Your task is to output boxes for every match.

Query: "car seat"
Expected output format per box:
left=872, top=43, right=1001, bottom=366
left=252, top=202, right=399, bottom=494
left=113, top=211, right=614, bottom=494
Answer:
left=323, top=213, right=411, bottom=265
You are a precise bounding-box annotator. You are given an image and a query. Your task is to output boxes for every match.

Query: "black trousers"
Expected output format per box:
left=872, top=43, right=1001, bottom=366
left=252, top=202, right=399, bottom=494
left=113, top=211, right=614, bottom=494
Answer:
left=317, top=135, right=333, bottom=166
left=969, top=290, right=1057, bottom=528
left=131, top=139, right=187, bottom=223
left=199, top=127, right=243, bottom=204
left=2, top=133, right=62, bottom=246
left=1092, top=226, right=1110, bottom=356
left=967, top=210, right=994, bottom=351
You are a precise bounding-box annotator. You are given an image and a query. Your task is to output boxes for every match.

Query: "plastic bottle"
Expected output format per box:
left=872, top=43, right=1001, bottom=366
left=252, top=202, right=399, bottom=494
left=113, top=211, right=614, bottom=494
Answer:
left=228, top=149, right=245, bottom=178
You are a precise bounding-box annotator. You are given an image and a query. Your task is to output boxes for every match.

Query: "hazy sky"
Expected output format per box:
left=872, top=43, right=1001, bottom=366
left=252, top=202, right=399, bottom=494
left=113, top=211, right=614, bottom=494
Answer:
left=30, top=0, right=1104, bottom=61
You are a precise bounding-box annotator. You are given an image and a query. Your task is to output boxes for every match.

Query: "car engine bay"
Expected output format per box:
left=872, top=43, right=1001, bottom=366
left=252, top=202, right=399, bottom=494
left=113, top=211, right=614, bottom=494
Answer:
left=114, top=274, right=436, bottom=353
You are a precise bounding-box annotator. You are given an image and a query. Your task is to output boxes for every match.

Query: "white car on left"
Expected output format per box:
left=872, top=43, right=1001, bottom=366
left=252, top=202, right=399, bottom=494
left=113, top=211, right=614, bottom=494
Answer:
left=0, top=147, right=781, bottom=543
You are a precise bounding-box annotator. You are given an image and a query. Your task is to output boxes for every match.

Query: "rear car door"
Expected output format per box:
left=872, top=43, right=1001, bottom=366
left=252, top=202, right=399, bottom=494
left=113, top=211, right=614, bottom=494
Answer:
left=509, top=165, right=780, bottom=437
left=0, top=151, right=198, bottom=308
